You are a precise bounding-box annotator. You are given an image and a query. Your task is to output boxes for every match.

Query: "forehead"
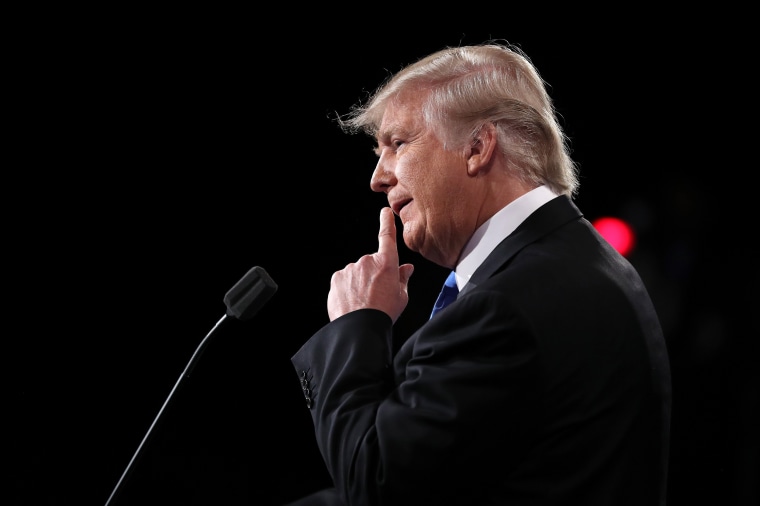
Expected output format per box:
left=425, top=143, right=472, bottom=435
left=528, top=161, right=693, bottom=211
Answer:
left=376, top=89, right=427, bottom=142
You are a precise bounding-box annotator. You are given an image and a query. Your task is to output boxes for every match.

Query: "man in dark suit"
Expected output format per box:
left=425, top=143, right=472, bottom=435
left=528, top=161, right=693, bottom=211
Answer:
left=286, top=42, right=671, bottom=506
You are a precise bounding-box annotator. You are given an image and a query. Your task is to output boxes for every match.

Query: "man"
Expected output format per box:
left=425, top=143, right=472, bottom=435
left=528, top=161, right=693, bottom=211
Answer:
left=287, top=42, right=671, bottom=506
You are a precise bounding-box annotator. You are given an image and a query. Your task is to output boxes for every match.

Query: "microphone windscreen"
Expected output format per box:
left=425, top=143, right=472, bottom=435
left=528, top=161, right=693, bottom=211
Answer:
left=223, top=266, right=278, bottom=321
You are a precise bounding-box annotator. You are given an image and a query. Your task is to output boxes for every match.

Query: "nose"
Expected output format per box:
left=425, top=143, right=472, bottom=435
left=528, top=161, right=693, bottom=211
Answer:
left=370, top=156, right=395, bottom=194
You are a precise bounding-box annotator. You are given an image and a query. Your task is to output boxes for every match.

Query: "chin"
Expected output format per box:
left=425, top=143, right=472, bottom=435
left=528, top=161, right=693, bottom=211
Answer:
left=401, top=228, right=422, bottom=253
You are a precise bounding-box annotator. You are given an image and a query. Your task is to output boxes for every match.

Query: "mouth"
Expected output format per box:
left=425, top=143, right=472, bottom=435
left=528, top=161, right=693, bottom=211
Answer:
left=391, top=198, right=412, bottom=216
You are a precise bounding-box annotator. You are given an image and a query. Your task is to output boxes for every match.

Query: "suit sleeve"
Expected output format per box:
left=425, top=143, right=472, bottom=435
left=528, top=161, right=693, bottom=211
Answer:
left=291, top=292, right=540, bottom=506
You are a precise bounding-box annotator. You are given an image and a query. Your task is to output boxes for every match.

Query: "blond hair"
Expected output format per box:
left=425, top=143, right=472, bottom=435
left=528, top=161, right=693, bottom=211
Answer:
left=339, top=42, right=579, bottom=197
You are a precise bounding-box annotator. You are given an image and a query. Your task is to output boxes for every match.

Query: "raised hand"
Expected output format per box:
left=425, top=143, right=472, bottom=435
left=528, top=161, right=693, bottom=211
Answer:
left=327, top=207, right=415, bottom=322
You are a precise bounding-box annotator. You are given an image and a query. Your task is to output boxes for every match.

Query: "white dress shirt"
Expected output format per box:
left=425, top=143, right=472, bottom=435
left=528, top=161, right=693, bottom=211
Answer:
left=454, top=185, right=559, bottom=291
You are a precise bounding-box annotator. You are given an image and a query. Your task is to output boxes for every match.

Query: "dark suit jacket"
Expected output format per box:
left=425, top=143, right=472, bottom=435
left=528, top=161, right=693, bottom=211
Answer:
left=290, top=196, right=671, bottom=506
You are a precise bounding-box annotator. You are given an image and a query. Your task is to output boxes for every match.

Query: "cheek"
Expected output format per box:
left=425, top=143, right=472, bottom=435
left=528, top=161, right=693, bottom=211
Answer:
left=400, top=148, right=459, bottom=214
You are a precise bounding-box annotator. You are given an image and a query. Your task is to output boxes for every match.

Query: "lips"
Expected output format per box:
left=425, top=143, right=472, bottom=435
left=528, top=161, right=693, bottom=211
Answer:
left=391, top=198, right=411, bottom=216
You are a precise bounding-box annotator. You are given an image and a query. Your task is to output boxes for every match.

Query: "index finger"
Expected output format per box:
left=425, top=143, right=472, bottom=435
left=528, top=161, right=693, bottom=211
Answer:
left=377, top=207, right=399, bottom=259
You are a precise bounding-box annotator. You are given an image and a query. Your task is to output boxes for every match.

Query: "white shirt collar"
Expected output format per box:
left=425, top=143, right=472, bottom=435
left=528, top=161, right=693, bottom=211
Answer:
left=454, top=185, right=559, bottom=290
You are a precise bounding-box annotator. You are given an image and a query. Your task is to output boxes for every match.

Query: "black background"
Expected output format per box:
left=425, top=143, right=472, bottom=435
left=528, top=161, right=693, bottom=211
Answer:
left=9, top=15, right=756, bottom=506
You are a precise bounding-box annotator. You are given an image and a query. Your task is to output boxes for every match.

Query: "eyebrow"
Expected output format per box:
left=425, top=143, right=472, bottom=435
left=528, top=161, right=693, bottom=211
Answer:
left=376, top=120, right=411, bottom=146
left=375, top=127, right=392, bottom=145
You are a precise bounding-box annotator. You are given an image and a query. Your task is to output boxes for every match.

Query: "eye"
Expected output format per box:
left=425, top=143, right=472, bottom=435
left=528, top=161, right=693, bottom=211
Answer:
left=392, top=139, right=405, bottom=150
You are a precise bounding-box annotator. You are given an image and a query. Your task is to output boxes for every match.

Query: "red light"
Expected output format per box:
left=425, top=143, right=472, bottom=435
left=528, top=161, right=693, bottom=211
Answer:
left=592, top=216, right=635, bottom=257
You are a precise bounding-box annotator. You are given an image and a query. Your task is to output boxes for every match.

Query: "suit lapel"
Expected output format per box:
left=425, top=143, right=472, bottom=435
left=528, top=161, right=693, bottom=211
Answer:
left=458, top=195, right=583, bottom=297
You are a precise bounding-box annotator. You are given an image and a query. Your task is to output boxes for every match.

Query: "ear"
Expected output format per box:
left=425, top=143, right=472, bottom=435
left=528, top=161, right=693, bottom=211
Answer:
left=466, top=122, right=498, bottom=176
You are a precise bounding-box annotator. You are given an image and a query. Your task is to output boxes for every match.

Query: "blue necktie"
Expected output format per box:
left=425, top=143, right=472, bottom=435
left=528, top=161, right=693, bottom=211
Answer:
left=430, top=271, right=458, bottom=319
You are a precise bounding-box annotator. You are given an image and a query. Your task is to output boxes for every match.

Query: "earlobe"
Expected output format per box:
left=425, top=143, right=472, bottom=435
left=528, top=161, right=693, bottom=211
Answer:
left=466, top=123, right=497, bottom=176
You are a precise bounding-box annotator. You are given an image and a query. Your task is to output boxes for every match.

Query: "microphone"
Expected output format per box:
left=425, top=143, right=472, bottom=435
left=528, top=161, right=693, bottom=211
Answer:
left=104, top=266, right=278, bottom=506
left=224, top=265, right=278, bottom=321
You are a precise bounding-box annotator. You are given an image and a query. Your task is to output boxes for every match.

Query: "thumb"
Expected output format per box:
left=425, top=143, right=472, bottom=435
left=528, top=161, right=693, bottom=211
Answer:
left=399, top=263, right=415, bottom=290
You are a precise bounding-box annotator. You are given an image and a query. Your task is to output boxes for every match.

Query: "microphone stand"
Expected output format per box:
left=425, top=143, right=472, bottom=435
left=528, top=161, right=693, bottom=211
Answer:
left=104, top=314, right=229, bottom=506
left=103, top=266, right=277, bottom=506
